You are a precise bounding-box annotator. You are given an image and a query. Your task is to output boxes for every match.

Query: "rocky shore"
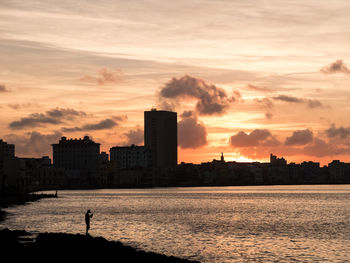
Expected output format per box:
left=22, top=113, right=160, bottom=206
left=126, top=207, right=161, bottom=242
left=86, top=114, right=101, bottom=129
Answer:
left=0, top=228, right=199, bottom=262
left=0, top=193, right=200, bottom=262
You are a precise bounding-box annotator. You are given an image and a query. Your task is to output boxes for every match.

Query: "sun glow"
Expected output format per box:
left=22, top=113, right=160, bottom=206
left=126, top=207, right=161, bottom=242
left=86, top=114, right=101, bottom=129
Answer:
left=1, top=0, right=350, bottom=165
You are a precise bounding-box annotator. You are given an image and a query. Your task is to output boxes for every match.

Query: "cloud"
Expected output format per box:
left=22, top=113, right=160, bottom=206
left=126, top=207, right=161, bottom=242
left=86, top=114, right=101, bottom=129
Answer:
left=229, top=128, right=350, bottom=161
left=306, top=99, right=323, bottom=109
left=8, top=103, right=33, bottom=110
left=0, top=84, right=10, bottom=92
left=45, top=108, right=86, bottom=119
left=178, top=114, right=207, bottom=149
left=285, top=129, right=313, bottom=146
left=273, top=95, right=323, bottom=108
left=5, top=131, right=62, bottom=157
left=253, top=97, right=274, bottom=119
left=273, top=95, right=303, bottom=103
left=254, top=98, right=274, bottom=108
left=229, top=129, right=279, bottom=147
left=123, top=126, right=144, bottom=146
left=156, top=100, right=177, bottom=112
left=302, top=138, right=345, bottom=157
left=245, top=84, right=272, bottom=92
left=62, top=116, right=126, bottom=132
left=80, top=68, right=124, bottom=85
left=321, top=59, right=350, bottom=75
left=159, top=75, right=240, bottom=115
left=326, top=124, right=350, bottom=139
left=180, top=110, right=194, bottom=118
left=265, top=112, right=273, bottom=119
left=9, top=108, right=86, bottom=129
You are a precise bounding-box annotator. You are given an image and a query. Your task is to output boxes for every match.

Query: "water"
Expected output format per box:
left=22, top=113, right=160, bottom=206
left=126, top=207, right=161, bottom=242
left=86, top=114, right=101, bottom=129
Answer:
left=1, top=185, right=350, bottom=262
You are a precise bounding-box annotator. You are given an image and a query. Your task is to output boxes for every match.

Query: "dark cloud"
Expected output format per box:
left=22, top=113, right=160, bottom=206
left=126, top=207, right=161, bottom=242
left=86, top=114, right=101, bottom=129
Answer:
left=326, top=124, right=350, bottom=139
left=0, top=84, right=10, bottom=92
left=229, top=129, right=280, bottom=147
left=160, top=75, right=240, bottom=116
left=9, top=113, right=65, bottom=129
left=178, top=116, right=207, bottom=149
left=46, top=108, right=86, bottom=119
left=5, top=131, right=62, bottom=156
left=62, top=116, right=126, bottom=132
left=180, top=110, right=194, bottom=118
left=285, top=129, right=313, bottom=146
left=78, top=119, right=117, bottom=131
left=9, top=108, right=86, bottom=130
left=80, top=68, right=124, bottom=85
left=273, top=95, right=323, bottom=109
left=123, top=126, right=144, bottom=146
left=246, top=84, right=272, bottom=92
left=321, top=59, right=350, bottom=75
left=273, top=95, right=303, bottom=103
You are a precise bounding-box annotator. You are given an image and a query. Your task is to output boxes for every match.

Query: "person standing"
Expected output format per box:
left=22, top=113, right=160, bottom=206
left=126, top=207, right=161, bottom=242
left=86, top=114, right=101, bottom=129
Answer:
left=85, top=210, right=93, bottom=235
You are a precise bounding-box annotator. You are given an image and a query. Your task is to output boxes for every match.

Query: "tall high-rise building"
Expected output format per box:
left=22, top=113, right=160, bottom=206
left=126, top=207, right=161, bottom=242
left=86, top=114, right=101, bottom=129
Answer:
left=144, top=109, right=177, bottom=169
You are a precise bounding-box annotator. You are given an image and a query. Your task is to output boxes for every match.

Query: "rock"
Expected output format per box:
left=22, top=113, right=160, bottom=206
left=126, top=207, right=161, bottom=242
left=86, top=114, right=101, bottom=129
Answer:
left=0, top=229, right=200, bottom=262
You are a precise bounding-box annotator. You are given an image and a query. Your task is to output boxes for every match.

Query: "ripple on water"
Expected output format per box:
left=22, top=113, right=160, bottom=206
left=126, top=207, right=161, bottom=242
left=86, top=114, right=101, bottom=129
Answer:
left=1, top=186, right=350, bottom=263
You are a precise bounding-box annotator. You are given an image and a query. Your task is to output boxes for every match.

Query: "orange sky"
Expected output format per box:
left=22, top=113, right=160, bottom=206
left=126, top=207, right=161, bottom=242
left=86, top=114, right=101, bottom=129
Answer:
left=1, top=1, right=350, bottom=166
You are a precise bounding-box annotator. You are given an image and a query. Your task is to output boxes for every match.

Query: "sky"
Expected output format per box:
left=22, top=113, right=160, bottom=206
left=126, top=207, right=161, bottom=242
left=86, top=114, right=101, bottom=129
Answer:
left=1, top=0, right=350, bottom=166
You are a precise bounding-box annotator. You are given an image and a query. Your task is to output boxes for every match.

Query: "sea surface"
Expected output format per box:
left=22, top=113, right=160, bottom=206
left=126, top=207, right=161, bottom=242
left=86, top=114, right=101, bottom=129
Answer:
left=1, top=185, right=350, bottom=262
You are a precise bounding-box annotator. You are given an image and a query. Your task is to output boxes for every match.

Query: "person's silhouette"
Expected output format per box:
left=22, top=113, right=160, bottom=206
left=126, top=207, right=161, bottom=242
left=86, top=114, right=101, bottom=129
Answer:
left=85, top=210, right=93, bottom=235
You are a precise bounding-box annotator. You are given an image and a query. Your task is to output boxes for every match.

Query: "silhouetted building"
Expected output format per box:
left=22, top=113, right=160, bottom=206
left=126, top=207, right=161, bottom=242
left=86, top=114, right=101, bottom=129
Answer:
left=100, top=159, right=120, bottom=186
left=270, top=153, right=287, bottom=166
left=100, top=152, right=109, bottom=163
left=110, top=145, right=152, bottom=169
left=0, top=139, right=16, bottom=191
left=0, top=139, right=15, bottom=159
left=300, top=161, right=321, bottom=183
left=221, top=152, right=225, bottom=162
left=18, top=157, right=65, bottom=191
left=328, top=160, right=350, bottom=183
left=301, top=161, right=320, bottom=169
left=144, top=109, right=177, bottom=169
left=52, top=136, right=100, bottom=185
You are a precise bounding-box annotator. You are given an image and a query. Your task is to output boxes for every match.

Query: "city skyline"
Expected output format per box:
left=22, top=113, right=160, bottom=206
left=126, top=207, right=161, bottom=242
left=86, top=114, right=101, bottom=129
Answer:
left=2, top=133, right=350, bottom=169
left=3, top=133, right=350, bottom=191
left=1, top=1, right=350, bottom=166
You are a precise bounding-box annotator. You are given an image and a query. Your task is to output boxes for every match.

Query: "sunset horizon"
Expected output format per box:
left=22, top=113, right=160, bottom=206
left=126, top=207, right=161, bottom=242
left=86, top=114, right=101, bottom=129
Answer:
left=1, top=1, right=350, bottom=260
left=2, top=0, right=350, bottom=167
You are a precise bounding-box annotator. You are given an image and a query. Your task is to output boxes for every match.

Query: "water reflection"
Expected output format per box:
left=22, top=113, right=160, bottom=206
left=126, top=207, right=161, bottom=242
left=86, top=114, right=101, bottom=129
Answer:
left=1, top=185, right=350, bottom=262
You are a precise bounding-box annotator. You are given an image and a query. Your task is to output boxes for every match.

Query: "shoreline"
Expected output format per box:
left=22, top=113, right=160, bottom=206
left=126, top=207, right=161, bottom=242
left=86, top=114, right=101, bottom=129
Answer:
left=0, top=228, right=199, bottom=262
left=22, top=183, right=350, bottom=193
left=0, top=192, right=57, bottom=222
left=0, top=193, right=200, bottom=262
